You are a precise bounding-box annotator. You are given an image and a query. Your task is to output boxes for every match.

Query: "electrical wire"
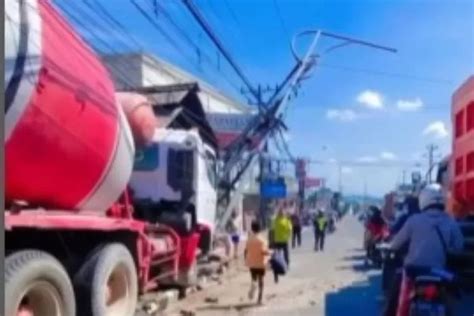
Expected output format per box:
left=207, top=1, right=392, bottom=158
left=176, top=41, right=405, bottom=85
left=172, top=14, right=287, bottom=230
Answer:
left=272, top=0, right=292, bottom=48
left=86, top=0, right=144, bottom=50
left=181, top=0, right=258, bottom=100
left=9, top=3, right=136, bottom=116
left=318, top=63, right=454, bottom=85
left=271, top=158, right=423, bottom=168
left=62, top=0, right=242, bottom=97
left=222, top=0, right=243, bottom=31
left=130, top=0, right=204, bottom=69
left=145, top=0, right=243, bottom=93
left=275, top=127, right=297, bottom=163
left=13, top=2, right=220, bottom=181
left=54, top=1, right=144, bottom=89
left=55, top=1, right=242, bottom=157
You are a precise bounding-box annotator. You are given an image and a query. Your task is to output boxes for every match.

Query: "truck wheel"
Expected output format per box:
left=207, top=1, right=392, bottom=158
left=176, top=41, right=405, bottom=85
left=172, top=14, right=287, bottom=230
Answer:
left=5, top=250, right=76, bottom=316
left=74, top=243, right=138, bottom=316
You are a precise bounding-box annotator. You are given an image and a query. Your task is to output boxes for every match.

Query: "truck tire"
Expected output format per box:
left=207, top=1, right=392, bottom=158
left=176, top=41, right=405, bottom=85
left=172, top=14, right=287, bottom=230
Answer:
left=74, top=243, right=138, bottom=316
left=5, top=250, right=76, bottom=316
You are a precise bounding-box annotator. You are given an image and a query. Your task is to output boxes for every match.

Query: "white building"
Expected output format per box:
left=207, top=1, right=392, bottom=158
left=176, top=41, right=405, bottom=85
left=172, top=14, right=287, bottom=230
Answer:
left=101, top=52, right=251, bottom=114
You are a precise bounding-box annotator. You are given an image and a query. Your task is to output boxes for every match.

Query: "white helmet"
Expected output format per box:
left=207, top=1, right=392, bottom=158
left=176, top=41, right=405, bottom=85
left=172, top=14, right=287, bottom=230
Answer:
left=419, top=183, right=445, bottom=211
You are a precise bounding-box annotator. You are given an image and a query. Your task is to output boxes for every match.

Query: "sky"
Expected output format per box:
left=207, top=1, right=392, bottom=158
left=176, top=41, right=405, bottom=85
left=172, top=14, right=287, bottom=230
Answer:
left=57, top=0, right=474, bottom=196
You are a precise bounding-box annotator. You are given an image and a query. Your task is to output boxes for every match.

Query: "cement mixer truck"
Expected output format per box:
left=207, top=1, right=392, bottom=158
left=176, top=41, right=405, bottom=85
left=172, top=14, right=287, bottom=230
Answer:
left=5, top=1, right=216, bottom=315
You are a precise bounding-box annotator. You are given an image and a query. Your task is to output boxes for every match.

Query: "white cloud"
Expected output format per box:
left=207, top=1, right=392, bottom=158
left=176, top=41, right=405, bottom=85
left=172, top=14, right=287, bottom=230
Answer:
left=397, top=98, right=423, bottom=111
left=328, top=158, right=338, bottom=164
left=357, top=156, right=378, bottom=163
left=341, top=166, right=353, bottom=174
left=326, top=109, right=358, bottom=122
left=380, top=151, right=397, bottom=160
left=423, top=121, right=449, bottom=139
left=356, top=90, right=384, bottom=109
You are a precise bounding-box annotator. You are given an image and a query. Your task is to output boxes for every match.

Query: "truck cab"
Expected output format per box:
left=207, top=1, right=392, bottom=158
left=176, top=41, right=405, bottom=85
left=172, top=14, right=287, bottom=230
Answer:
left=130, top=128, right=218, bottom=254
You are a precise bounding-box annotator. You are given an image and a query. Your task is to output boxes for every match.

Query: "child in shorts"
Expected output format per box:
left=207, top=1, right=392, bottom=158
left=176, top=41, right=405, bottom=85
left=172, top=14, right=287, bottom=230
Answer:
left=226, top=211, right=240, bottom=260
left=244, top=220, right=271, bottom=304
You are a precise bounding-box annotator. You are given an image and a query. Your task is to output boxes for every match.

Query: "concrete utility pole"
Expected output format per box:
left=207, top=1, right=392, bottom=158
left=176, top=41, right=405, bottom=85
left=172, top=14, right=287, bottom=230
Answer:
left=426, top=144, right=439, bottom=183
left=259, top=142, right=269, bottom=228
left=363, top=178, right=368, bottom=208
left=296, top=158, right=307, bottom=215
left=338, top=163, right=343, bottom=194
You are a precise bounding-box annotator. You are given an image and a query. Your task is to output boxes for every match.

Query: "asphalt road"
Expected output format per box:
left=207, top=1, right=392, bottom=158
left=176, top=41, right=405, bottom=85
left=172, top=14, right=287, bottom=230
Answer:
left=165, top=216, right=474, bottom=316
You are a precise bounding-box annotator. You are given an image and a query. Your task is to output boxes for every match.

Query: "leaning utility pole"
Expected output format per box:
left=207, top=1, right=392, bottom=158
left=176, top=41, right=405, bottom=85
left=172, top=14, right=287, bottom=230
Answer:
left=181, top=0, right=397, bottom=231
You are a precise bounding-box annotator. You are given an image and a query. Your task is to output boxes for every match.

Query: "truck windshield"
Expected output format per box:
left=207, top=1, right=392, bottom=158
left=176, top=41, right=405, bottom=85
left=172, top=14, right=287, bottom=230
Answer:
left=133, top=144, right=159, bottom=171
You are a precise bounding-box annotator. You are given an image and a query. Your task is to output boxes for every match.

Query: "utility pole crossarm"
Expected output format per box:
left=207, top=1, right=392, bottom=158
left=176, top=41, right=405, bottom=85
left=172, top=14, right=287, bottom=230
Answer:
left=320, top=31, right=398, bottom=53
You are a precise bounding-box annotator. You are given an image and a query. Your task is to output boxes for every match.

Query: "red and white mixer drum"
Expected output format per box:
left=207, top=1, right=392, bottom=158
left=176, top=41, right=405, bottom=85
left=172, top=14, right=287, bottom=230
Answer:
left=4, top=0, right=135, bottom=211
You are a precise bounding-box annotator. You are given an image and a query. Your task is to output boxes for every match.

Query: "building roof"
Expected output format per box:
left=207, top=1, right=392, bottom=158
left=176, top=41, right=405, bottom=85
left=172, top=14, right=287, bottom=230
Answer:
left=102, top=52, right=252, bottom=114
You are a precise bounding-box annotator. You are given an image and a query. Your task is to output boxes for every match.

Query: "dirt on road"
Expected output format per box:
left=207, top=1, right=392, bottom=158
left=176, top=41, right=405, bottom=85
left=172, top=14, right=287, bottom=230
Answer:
left=164, top=216, right=382, bottom=316
left=162, top=216, right=474, bottom=316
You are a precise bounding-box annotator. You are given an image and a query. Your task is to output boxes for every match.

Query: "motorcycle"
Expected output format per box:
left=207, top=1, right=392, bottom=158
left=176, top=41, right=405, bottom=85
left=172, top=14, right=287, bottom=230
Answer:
left=408, top=268, right=455, bottom=316
left=367, top=229, right=390, bottom=269
left=376, top=242, right=459, bottom=316
left=378, top=242, right=403, bottom=296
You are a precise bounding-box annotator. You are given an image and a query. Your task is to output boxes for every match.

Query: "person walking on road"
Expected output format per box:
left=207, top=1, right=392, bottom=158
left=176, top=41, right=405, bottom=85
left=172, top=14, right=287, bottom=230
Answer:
left=314, top=210, right=328, bottom=251
left=291, top=212, right=302, bottom=248
left=245, top=220, right=271, bottom=305
left=226, top=210, right=240, bottom=260
left=271, top=208, right=292, bottom=268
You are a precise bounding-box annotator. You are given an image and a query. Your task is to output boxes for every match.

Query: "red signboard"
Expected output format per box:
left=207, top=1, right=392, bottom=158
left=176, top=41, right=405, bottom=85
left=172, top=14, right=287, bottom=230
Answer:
left=304, top=177, right=323, bottom=188
left=215, top=132, right=261, bottom=150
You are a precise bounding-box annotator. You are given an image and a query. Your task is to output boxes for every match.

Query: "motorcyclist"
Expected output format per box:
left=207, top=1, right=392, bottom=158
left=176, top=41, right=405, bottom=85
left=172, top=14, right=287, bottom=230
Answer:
left=382, top=194, right=420, bottom=312
left=388, top=183, right=464, bottom=316
left=390, top=194, right=420, bottom=235
left=364, top=206, right=388, bottom=264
